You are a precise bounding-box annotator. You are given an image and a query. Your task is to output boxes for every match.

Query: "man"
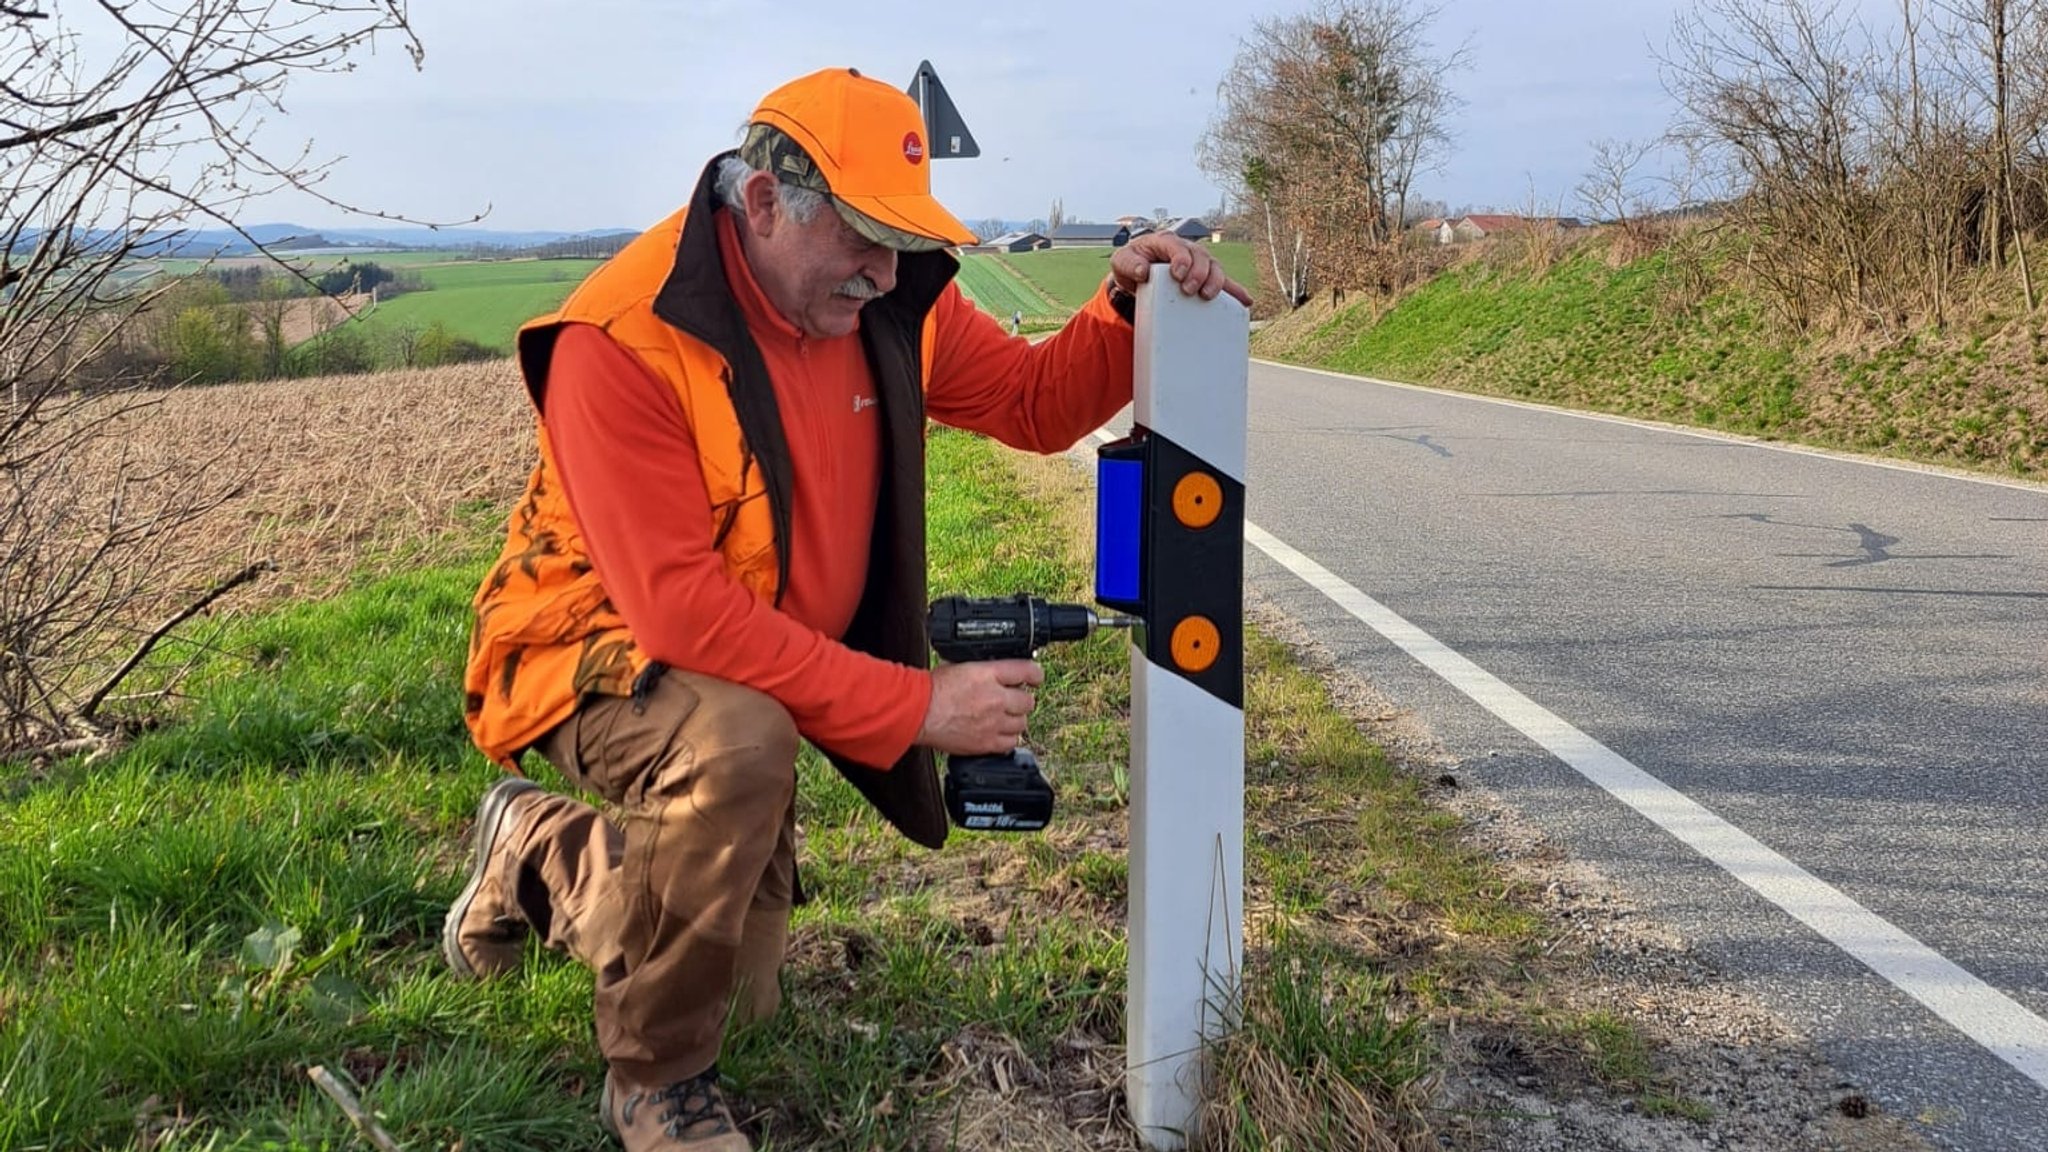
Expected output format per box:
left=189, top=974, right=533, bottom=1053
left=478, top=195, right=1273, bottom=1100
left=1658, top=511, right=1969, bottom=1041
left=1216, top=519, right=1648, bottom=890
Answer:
left=444, top=67, right=1249, bottom=1151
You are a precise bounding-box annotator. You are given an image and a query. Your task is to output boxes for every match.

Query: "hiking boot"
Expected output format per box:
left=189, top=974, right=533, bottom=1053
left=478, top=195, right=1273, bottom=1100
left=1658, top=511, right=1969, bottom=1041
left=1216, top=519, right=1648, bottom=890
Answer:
left=601, top=1067, right=753, bottom=1151
left=441, top=775, right=542, bottom=979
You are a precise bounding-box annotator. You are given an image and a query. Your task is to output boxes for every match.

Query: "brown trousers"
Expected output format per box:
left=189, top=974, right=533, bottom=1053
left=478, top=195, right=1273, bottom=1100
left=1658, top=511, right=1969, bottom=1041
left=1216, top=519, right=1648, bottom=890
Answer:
left=506, top=667, right=798, bottom=1085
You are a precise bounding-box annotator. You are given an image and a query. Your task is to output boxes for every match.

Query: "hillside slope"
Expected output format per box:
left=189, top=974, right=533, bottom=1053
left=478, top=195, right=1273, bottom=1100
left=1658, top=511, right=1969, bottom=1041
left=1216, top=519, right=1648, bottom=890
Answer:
left=1256, top=240, right=2048, bottom=479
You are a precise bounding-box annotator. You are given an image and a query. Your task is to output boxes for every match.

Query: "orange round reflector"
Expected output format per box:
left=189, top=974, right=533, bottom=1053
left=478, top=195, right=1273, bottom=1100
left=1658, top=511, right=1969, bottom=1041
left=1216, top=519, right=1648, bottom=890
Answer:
left=1169, top=616, right=1221, bottom=673
left=1171, top=472, right=1223, bottom=529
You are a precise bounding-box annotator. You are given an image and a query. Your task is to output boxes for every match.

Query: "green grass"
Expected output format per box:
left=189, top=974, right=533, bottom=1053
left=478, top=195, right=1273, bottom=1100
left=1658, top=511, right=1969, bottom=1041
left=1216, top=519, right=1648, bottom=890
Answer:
left=2, top=424, right=1577, bottom=1150
left=1305, top=247, right=1802, bottom=436
left=1261, top=235, right=2047, bottom=477
left=0, top=430, right=1141, bottom=1150
left=954, top=255, right=1060, bottom=320
left=999, top=242, right=1259, bottom=312
left=1000, top=248, right=1118, bottom=310
left=336, top=259, right=601, bottom=353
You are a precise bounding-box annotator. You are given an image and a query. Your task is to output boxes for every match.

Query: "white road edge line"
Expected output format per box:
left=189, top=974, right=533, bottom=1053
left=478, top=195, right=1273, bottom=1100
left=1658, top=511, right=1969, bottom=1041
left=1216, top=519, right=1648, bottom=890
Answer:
left=1247, top=520, right=2048, bottom=1093
left=1080, top=425, right=2048, bottom=1094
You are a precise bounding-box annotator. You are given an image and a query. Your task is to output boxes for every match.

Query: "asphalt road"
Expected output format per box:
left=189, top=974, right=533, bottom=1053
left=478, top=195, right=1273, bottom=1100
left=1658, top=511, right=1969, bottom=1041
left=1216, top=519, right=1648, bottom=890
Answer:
left=1224, top=362, right=2048, bottom=1151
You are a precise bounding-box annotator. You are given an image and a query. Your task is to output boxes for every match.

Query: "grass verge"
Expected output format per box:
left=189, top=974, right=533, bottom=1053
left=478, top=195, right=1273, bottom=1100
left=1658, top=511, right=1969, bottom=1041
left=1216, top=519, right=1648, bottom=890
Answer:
left=1256, top=234, right=2048, bottom=479
left=3, top=425, right=1667, bottom=1151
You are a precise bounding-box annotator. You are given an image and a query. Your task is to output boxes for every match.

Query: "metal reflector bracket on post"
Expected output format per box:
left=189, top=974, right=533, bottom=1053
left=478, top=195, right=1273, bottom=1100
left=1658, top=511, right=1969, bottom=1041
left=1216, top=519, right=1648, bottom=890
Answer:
left=905, top=60, right=979, bottom=159
left=1095, top=268, right=1248, bottom=1149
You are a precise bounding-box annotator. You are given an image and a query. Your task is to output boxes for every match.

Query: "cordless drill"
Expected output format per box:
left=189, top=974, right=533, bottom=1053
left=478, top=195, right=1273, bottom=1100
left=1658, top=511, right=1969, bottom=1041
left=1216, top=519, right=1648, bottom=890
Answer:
left=927, top=594, right=1134, bottom=832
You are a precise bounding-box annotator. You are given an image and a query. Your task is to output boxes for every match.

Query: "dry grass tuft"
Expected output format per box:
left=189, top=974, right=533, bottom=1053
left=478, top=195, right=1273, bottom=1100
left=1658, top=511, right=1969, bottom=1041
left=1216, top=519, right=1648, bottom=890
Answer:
left=918, top=1025, right=1132, bottom=1151
left=1202, top=1025, right=1436, bottom=1152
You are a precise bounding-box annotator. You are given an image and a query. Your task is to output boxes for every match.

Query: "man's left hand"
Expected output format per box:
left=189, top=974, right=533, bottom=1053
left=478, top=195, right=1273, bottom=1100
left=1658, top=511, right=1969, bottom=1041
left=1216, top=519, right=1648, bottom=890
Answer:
left=1108, top=233, right=1254, bottom=307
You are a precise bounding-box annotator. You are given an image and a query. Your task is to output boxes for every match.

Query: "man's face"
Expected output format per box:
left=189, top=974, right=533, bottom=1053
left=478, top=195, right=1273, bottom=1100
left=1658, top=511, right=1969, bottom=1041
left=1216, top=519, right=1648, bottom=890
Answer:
left=742, top=174, right=900, bottom=339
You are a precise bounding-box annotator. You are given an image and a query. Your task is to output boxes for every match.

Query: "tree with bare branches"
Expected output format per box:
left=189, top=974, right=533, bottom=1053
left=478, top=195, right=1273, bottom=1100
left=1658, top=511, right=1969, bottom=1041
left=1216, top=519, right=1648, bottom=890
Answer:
left=1, top=1, right=445, bottom=758
left=1663, top=0, right=2046, bottom=330
left=1201, top=0, right=1466, bottom=306
left=1578, top=137, right=1666, bottom=262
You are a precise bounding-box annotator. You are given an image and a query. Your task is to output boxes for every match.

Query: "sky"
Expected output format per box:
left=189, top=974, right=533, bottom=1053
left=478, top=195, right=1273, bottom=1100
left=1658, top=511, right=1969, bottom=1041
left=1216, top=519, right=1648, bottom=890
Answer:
left=71, top=0, right=1718, bottom=234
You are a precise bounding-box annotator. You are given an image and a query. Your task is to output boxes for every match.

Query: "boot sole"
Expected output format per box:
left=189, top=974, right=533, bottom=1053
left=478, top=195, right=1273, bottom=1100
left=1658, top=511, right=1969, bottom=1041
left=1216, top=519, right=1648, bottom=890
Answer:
left=441, top=776, right=542, bottom=979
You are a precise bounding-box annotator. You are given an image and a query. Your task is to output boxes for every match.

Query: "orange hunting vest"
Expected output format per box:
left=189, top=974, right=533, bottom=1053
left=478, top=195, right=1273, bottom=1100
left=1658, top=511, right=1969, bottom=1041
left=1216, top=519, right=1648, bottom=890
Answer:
left=462, top=152, right=955, bottom=848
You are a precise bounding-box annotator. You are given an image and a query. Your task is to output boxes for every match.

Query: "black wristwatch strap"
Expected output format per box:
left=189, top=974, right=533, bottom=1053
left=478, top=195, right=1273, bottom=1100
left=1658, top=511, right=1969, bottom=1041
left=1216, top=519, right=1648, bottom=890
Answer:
left=1105, top=280, right=1136, bottom=324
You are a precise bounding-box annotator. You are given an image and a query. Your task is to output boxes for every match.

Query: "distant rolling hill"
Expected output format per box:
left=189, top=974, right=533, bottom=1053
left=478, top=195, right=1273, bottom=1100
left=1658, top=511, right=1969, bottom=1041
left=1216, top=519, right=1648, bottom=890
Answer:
left=8, top=223, right=639, bottom=257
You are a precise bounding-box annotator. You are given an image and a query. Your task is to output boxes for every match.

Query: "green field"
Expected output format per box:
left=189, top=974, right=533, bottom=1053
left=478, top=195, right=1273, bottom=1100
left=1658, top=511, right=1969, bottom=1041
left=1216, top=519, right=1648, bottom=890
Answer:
left=954, top=255, right=1059, bottom=320
left=332, top=258, right=601, bottom=353
left=147, top=249, right=466, bottom=278
left=1000, top=242, right=1259, bottom=310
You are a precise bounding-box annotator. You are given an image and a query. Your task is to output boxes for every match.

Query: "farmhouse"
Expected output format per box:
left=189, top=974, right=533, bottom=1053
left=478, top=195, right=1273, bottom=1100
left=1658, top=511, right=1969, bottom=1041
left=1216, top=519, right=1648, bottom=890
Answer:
left=1444, top=214, right=1583, bottom=243
left=1048, top=223, right=1130, bottom=248
left=979, top=231, right=1050, bottom=253
left=1158, top=217, right=1221, bottom=242
left=1126, top=216, right=1223, bottom=243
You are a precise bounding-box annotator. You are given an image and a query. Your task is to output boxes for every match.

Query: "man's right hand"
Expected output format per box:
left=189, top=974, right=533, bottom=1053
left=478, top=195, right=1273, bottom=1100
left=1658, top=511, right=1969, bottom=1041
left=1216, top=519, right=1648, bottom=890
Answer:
left=917, top=659, right=1043, bottom=755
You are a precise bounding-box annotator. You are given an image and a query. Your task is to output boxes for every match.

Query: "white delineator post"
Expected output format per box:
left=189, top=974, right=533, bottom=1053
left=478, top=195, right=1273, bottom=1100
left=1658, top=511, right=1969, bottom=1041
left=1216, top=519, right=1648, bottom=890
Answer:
left=1124, top=269, right=1248, bottom=1148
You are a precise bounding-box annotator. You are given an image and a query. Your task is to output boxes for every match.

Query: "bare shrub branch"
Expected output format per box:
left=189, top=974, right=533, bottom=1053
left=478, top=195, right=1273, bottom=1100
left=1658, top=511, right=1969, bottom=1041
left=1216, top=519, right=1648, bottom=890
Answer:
left=0, top=2, right=471, bottom=757
left=1661, top=0, right=2048, bottom=330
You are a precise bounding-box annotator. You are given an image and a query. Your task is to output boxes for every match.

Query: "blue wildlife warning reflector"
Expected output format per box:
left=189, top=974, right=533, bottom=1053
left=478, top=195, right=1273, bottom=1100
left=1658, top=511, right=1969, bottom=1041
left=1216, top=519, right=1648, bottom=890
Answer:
left=1095, top=441, right=1144, bottom=610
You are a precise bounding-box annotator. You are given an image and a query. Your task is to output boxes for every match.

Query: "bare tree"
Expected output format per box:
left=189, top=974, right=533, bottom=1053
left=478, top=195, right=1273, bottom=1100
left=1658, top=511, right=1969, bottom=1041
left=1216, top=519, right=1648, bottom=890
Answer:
left=1941, top=0, right=2039, bottom=308
left=1664, top=0, right=2046, bottom=329
left=1, top=2, right=447, bottom=758
left=1665, top=0, right=1884, bottom=328
left=1201, top=0, right=1466, bottom=304
left=1046, top=197, right=1066, bottom=235
left=1578, top=137, right=1665, bottom=261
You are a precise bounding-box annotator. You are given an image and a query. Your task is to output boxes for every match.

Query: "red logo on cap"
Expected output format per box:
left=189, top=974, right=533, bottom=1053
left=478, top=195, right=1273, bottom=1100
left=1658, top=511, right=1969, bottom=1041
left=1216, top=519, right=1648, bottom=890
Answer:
left=903, top=132, right=924, bottom=164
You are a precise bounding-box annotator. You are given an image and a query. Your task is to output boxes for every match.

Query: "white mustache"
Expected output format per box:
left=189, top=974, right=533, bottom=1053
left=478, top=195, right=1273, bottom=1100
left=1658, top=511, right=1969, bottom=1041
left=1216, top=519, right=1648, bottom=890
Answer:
left=834, top=276, right=883, bottom=300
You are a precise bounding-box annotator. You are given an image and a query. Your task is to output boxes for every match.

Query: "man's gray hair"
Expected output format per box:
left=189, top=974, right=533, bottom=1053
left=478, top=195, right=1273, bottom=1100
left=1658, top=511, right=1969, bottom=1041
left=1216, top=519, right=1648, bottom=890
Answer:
left=714, top=155, right=826, bottom=225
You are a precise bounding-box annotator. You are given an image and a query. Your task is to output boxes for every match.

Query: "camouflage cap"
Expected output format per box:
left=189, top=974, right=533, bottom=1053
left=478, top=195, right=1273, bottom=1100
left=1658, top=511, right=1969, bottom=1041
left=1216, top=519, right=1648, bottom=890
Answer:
left=740, top=123, right=954, bottom=253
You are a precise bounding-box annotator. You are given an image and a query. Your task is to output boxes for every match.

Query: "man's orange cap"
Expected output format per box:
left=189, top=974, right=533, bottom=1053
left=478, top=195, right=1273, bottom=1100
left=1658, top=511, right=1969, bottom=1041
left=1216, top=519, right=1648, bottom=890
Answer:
left=745, top=67, right=979, bottom=252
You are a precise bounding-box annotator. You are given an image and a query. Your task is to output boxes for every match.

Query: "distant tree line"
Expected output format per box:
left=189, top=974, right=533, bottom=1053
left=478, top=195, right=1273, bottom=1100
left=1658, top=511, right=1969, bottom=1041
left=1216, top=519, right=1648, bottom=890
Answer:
left=202, top=259, right=423, bottom=303
left=76, top=271, right=492, bottom=389
left=437, top=234, right=636, bottom=261
left=307, top=260, right=424, bottom=298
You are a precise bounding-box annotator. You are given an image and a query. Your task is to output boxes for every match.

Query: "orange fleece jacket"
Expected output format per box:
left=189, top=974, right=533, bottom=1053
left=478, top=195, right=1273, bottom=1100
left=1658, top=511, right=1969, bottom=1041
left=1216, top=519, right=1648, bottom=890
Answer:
left=541, top=209, right=1134, bottom=768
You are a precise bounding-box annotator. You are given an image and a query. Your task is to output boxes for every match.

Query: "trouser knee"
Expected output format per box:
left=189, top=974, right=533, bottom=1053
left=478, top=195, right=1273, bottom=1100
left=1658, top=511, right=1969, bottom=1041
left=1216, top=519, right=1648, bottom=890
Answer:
left=660, top=677, right=799, bottom=825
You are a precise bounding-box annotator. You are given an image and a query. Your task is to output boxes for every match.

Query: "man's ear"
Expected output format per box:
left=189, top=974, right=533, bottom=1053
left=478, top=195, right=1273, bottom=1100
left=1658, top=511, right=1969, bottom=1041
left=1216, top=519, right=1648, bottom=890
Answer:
left=740, top=171, right=782, bottom=238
